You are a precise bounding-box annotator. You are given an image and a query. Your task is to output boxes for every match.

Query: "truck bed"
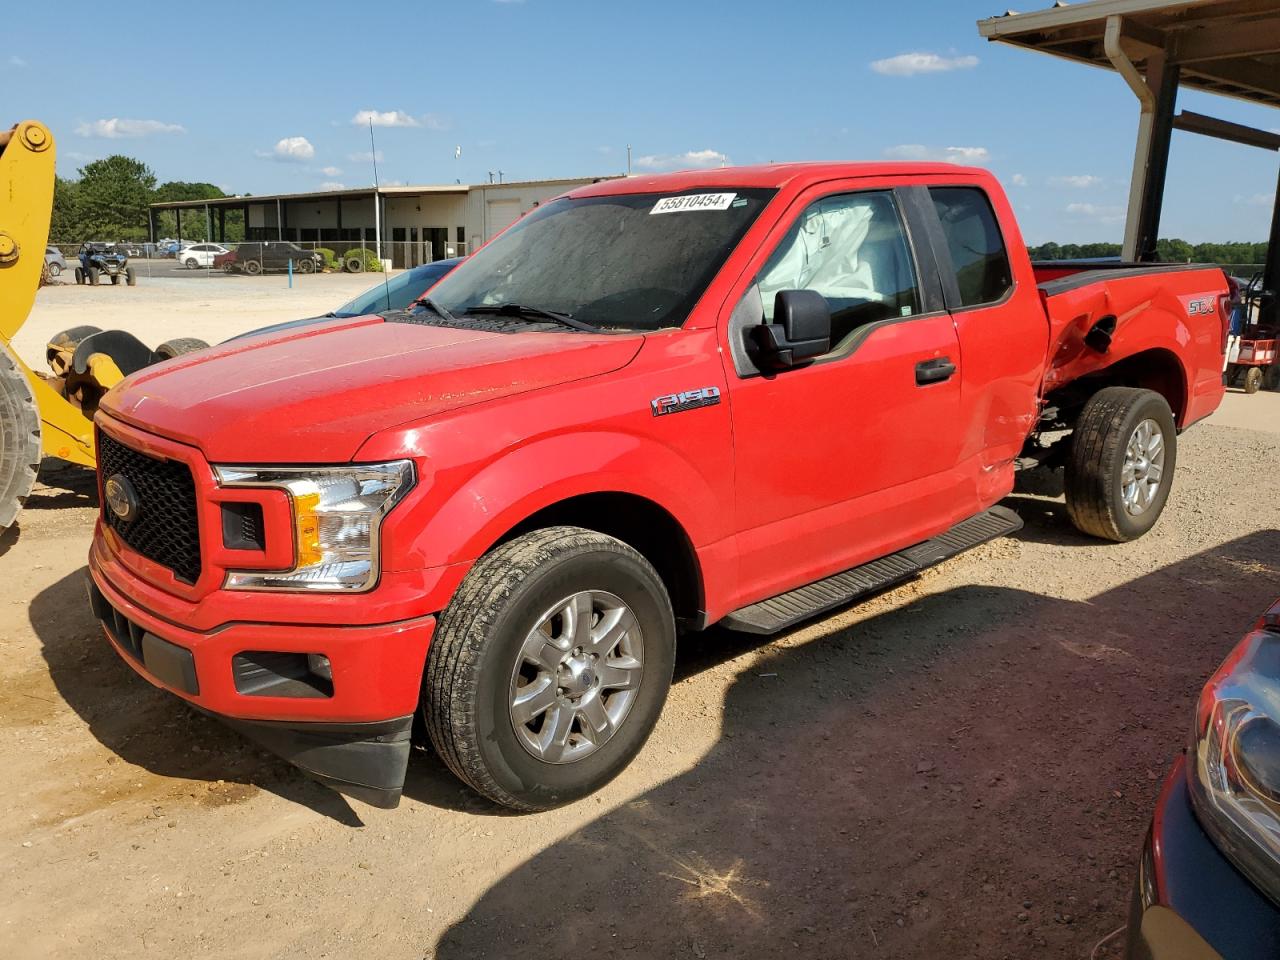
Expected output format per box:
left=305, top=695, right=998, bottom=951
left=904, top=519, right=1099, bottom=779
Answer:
left=1033, top=261, right=1230, bottom=429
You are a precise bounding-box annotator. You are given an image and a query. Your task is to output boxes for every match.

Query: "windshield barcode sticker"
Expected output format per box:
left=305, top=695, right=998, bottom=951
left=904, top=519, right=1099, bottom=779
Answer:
left=650, top=193, right=737, bottom=215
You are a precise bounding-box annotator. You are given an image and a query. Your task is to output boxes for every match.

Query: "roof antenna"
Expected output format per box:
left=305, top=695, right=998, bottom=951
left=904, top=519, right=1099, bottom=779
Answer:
left=369, top=119, right=392, bottom=310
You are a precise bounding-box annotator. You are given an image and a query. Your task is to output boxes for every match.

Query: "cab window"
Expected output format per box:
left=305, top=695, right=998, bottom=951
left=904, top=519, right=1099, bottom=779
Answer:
left=929, top=187, right=1013, bottom=307
left=754, top=191, right=920, bottom=350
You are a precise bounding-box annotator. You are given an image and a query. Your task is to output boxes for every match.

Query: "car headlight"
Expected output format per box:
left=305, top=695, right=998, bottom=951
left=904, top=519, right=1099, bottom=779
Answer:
left=1187, top=599, right=1280, bottom=905
left=213, top=461, right=414, bottom=592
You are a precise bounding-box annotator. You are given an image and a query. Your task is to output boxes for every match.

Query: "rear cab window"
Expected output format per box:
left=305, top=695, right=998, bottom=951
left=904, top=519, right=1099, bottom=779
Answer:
left=929, top=187, right=1013, bottom=308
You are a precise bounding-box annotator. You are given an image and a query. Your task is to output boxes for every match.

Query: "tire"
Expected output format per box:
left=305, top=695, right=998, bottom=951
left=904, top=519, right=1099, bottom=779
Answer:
left=47, top=262, right=61, bottom=278
left=74, top=267, right=84, bottom=285
left=425, top=526, right=676, bottom=811
left=125, top=267, right=136, bottom=287
left=185, top=258, right=199, bottom=269
left=1264, top=365, right=1280, bottom=392
left=1244, top=366, right=1263, bottom=394
left=153, top=337, right=209, bottom=360
left=295, top=258, right=315, bottom=274
left=0, top=345, right=42, bottom=530
left=87, top=266, right=99, bottom=285
left=344, top=256, right=365, bottom=274
left=1064, top=387, right=1177, bottom=542
left=222, top=262, right=236, bottom=274
left=242, top=260, right=263, bottom=276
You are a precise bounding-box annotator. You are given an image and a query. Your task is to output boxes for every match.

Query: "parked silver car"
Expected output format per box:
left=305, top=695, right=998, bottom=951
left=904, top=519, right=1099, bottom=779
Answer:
left=44, top=245, right=68, bottom=278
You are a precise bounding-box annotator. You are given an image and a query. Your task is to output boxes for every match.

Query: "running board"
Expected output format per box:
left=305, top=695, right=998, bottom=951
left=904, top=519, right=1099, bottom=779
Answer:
left=720, top=506, right=1023, bottom=635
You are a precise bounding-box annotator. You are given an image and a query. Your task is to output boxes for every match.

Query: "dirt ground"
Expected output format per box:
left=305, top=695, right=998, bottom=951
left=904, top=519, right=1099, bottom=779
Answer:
left=2, top=279, right=1279, bottom=959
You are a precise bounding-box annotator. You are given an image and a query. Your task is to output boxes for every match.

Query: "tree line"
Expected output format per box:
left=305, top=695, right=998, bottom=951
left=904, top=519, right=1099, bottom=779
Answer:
left=1028, top=240, right=1268, bottom=266
left=51, top=154, right=245, bottom=243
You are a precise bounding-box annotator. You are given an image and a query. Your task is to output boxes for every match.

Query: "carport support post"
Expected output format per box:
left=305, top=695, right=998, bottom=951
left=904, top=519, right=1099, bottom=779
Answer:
left=1265, top=164, right=1280, bottom=324
left=175, top=207, right=182, bottom=244
left=1133, top=60, right=1179, bottom=262
left=218, top=207, right=225, bottom=243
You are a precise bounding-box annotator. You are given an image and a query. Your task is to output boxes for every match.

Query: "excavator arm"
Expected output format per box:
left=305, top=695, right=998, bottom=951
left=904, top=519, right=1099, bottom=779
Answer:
left=0, top=120, right=95, bottom=531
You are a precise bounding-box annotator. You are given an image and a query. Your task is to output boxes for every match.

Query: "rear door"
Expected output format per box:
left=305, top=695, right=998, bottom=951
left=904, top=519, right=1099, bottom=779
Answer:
left=719, top=181, right=967, bottom=604
left=914, top=183, right=1047, bottom=485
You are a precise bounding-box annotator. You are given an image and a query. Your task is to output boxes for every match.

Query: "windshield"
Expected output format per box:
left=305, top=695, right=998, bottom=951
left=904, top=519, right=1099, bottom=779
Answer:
left=425, top=188, right=775, bottom=331
left=334, top=261, right=455, bottom=317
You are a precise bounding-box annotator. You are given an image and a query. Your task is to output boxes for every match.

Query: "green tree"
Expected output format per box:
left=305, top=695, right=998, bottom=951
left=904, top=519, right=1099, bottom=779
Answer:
left=153, top=181, right=226, bottom=241
left=73, top=155, right=156, bottom=241
left=49, top=176, right=81, bottom=242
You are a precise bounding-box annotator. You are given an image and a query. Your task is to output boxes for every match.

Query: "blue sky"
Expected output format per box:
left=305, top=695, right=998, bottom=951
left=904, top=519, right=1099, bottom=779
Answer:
left=6, top=0, right=1277, bottom=244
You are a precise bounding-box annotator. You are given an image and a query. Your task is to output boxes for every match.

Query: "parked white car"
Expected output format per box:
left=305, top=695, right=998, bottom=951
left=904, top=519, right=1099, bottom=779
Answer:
left=181, top=243, right=230, bottom=268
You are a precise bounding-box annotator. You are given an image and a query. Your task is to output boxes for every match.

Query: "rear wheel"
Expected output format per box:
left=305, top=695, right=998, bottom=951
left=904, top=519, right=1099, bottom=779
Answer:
left=154, top=337, right=209, bottom=360
left=243, top=259, right=263, bottom=276
left=1244, top=366, right=1264, bottom=394
left=0, top=345, right=42, bottom=530
left=1065, top=387, right=1177, bottom=542
left=184, top=257, right=199, bottom=269
left=295, top=258, right=315, bottom=274
left=47, top=262, right=61, bottom=278
left=425, top=526, right=676, bottom=811
left=222, top=262, right=236, bottom=274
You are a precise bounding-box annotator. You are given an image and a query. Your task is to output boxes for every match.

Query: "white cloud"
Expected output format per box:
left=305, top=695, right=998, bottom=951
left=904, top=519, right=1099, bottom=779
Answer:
left=1235, top=192, right=1273, bottom=208
left=1066, top=202, right=1126, bottom=222
left=1050, top=174, right=1103, bottom=189
left=319, top=181, right=347, bottom=191
left=320, top=166, right=343, bottom=176
left=258, top=136, right=315, bottom=162
left=870, top=52, right=979, bottom=77
left=348, top=149, right=384, bottom=163
left=884, top=144, right=990, bottom=165
left=8, top=56, right=27, bottom=68
left=75, top=118, right=185, bottom=139
left=1011, top=173, right=1029, bottom=187
left=634, top=148, right=729, bottom=171
left=353, top=109, right=419, bottom=128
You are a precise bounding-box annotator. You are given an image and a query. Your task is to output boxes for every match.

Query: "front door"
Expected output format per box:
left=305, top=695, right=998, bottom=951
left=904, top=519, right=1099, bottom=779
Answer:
left=720, top=184, right=967, bottom=606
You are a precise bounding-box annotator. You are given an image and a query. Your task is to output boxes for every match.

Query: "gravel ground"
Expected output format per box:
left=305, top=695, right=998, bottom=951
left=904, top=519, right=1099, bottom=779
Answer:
left=1, top=285, right=1278, bottom=957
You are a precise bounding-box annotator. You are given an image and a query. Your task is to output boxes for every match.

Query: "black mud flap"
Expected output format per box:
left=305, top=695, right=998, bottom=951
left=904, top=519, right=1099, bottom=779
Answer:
left=214, top=714, right=414, bottom=809
left=720, top=505, right=1023, bottom=635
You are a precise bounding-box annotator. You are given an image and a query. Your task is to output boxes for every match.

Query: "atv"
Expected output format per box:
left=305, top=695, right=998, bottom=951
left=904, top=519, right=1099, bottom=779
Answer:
left=74, top=241, right=136, bottom=286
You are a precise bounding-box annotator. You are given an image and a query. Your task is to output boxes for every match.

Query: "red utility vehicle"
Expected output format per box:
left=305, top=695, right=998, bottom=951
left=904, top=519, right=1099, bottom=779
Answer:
left=87, top=164, right=1230, bottom=810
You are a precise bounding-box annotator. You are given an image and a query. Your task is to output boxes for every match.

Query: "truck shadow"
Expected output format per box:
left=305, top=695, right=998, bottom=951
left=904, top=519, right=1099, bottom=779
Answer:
left=432, top=530, right=1280, bottom=960
left=30, top=567, right=368, bottom=826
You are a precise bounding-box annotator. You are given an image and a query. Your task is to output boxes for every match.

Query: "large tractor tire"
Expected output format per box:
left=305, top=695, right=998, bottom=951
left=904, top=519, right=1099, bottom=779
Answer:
left=154, top=337, right=210, bottom=360
left=0, top=346, right=42, bottom=530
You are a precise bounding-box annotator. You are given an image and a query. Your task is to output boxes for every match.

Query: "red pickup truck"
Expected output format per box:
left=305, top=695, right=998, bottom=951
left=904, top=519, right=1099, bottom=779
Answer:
left=87, top=163, right=1229, bottom=811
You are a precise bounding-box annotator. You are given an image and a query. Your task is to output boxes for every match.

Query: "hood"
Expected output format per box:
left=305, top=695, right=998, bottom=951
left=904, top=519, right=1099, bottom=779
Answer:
left=101, top=316, right=644, bottom=462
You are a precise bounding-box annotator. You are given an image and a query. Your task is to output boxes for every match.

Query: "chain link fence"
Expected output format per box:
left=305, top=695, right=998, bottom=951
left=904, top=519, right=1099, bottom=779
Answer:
left=44, top=239, right=470, bottom=283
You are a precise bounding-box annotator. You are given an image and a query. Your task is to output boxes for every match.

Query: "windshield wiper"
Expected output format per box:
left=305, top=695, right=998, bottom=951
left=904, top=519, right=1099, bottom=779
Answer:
left=417, top=297, right=459, bottom=323
left=464, top=303, right=598, bottom=333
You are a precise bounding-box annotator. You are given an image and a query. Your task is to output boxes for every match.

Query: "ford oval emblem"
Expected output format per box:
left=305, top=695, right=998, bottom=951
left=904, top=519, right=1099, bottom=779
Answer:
left=104, top=474, right=140, bottom=522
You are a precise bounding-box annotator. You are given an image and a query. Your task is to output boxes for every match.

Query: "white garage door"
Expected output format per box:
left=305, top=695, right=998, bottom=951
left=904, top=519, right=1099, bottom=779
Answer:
left=486, top=199, right=522, bottom=240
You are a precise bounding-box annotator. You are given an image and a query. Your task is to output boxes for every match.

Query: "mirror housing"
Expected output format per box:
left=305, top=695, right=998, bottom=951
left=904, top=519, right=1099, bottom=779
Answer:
left=751, top=290, right=831, bottom=369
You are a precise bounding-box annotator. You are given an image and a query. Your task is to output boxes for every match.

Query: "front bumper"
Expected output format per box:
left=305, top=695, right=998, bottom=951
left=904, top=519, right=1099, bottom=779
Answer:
left=1125, top=756, right=1280, bottom=959
left=87, top=563, right=435, bottom=808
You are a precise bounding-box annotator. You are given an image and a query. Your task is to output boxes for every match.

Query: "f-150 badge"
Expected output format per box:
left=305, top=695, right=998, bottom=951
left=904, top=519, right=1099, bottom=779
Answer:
left=651, top=387, right=722, bottom=417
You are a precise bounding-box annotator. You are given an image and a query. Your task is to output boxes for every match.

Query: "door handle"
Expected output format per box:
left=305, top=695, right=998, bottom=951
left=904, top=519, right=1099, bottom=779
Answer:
left=915, top=357, right=957, bottom=385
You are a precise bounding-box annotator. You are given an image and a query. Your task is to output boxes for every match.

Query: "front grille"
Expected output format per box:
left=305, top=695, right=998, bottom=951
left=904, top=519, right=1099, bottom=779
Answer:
left=97, top=429, right=202, bottom=584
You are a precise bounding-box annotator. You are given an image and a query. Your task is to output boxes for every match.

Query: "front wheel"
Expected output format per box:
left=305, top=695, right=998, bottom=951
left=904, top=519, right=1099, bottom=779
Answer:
left=47, top=262, right=62, bottom=278
left=424, top=526, right=675, bottom=811
left=1065, top=387, right=1177, bottom=542
left=1244, top=366, right=1263, bottom=394
left=295, top=258, right=315, bottom=274
left=74, top=267, right=84, bottom=285
left=87, top=266, right=99, bottom=285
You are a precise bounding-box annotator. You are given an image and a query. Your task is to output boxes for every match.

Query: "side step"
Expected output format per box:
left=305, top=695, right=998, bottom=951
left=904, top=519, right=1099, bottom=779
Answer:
left=720, top=506, right=1023, bottom=635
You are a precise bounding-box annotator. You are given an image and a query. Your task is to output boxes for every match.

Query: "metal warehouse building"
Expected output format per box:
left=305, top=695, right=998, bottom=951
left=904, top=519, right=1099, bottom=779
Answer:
left=149, top=175, right=619, bottom=268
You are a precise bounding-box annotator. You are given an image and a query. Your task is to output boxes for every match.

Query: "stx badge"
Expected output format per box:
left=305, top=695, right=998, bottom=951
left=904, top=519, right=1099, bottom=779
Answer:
left=651, top=387, right=722, bottom=417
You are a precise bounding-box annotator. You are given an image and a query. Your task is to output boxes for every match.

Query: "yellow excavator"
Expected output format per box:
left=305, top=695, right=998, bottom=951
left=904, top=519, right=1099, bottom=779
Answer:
left=1, top=120, right=207, bottom=529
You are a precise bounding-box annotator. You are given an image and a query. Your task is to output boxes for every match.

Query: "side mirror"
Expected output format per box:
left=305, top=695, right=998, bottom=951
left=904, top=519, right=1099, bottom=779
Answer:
left=751, top=290, right=831, bottom=368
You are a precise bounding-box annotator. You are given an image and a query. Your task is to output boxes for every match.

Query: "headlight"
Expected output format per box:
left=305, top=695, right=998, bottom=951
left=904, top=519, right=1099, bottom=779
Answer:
left=213, top=461, right=414, bottom=592
left=1187, top=600, right=1280, bottom=905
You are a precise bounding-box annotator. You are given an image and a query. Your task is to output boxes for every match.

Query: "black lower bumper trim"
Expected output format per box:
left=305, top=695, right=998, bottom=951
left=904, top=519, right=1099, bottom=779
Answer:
left=200, top=712, right=414, bottom=809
